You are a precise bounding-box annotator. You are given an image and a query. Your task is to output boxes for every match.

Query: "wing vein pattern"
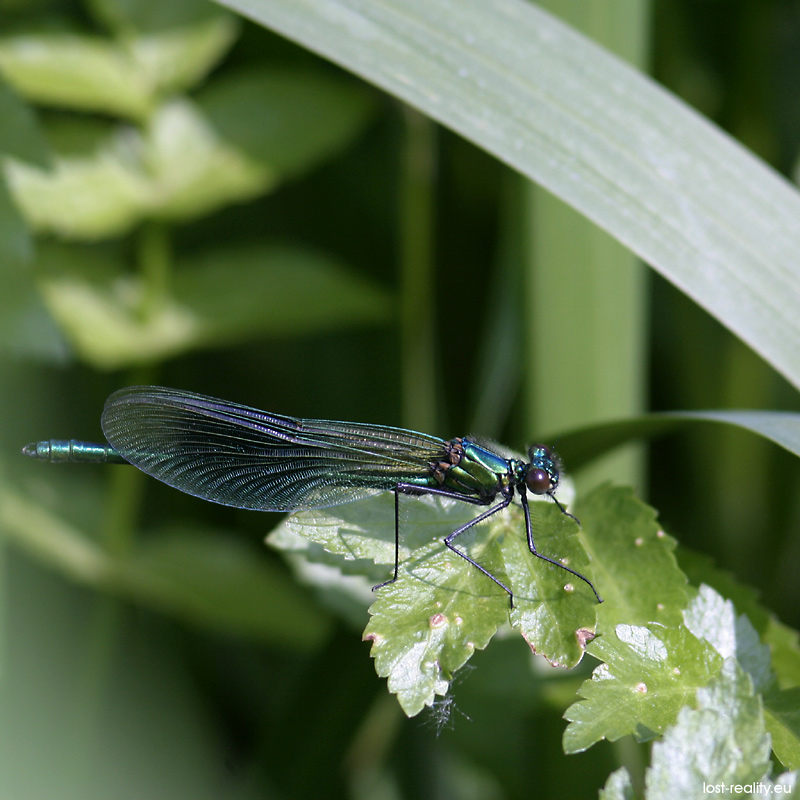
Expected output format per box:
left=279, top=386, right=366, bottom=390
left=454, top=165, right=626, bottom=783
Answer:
left=101, top=386, right=447, bottom=511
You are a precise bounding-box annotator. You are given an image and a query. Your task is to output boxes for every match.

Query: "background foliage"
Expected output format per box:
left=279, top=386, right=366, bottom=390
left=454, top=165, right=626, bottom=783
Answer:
left=2, top=0, right=800, bottom=797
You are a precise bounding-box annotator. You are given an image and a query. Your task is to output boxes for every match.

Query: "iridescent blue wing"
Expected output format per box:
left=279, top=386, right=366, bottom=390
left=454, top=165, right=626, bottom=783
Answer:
left=101, top=386, right=446, bottom=511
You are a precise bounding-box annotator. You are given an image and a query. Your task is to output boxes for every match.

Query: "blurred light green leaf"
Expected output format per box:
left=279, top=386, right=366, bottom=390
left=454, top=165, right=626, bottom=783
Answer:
left=141, top=97, right=275, bottom=221
left=123, top=15, right=239, bottom=97
left=5, top=68, right=374, bottom=238
left=4, top=98, right=271, bottom=238
left=196, top=66, right=376, bottom=178
left=214, top=0, right=800, bottom=392
left=0, top=16, right=237, bottom=120
left=0, top=33, right=156, bottom=120
left=599, top=768, right=637, bottom=800
left=35, top=241, right=392, bottom=368
left=5, top=130, right=152, bottom=239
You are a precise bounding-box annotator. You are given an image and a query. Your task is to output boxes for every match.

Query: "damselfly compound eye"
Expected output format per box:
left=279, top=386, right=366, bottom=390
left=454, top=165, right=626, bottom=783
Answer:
left=526, top=467, right=553, bottom=495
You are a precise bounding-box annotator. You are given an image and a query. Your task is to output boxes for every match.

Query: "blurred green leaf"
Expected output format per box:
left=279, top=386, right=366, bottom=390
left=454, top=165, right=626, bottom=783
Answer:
left=35, top=241, right=391, bottom=368
left=5, top=129, right=151, bottom=239
left=0, top=77, right=50, bottom=168
left=6, top=69, right=374, bottom=237
left=197, top=66, right=377, bottom=178
left=0, top=552, right=243, bottom=800
left=764, top=685, right=800, bottom=770
left=174, top=243, right=393, bottom=341
left=90, top=0, right=229, bottom=34
left=0, top=79, right=44, bottom=268
left=4, top=98, right=271, bottom=238
left=0, top=484, right=112, bottom=586
left=122, top=15, right=239, bottom=96
left=123, top=525, right=331, bottom=648
left=215, top=0, right=800, bottom=393
left=0, top=260, right=67, bottom=362
left=0, top=177, right=32, bottom=270
left=0, top=481, right=328, bottom=648
left=644, top=660, right=780, bottom=798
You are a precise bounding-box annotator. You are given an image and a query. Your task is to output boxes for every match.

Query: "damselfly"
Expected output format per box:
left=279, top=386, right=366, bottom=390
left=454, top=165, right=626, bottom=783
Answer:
left=23, top=386, right=601, bottom=605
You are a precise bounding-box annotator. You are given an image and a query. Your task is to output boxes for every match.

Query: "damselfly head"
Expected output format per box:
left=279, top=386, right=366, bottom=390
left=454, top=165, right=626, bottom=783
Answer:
left=525, top=444, right=560, bottom=495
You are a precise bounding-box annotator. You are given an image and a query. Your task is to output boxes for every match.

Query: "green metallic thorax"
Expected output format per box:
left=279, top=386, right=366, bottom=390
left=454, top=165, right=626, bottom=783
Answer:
left=419, top=437, right=520, bottom=499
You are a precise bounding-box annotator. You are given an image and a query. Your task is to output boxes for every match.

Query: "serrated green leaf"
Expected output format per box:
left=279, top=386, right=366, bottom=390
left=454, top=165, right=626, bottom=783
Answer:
left=283, top=488, right=598, bottom=715
left=35, top=241, right=391, bottom=368
left=363, top=545, right=508, bottom=716
left=644, top=660, right=771, bottom=798
left=563, top=584, right=782, bottom=757
left=196, top=66, right=376, bottom=178
left=672, top=573, right=800, bottom=769
left=563, top=622, right=721, bottom=754
left=575, top=485, right=688, bottom=628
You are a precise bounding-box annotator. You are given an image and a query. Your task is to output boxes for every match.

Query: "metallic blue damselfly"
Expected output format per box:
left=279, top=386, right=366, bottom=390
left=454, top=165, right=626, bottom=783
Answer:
left=23, top=386, right=601, bottom=605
